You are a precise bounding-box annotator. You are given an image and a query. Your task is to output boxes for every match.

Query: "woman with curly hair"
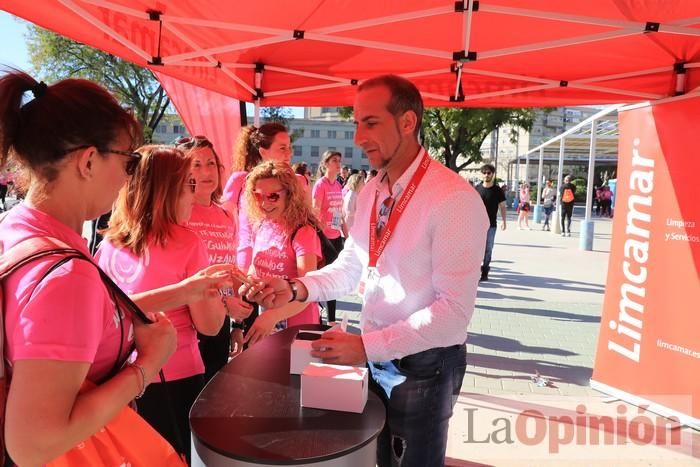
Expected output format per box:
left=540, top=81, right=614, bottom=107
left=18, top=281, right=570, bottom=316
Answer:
left=243, top=161, right=322, bottom=346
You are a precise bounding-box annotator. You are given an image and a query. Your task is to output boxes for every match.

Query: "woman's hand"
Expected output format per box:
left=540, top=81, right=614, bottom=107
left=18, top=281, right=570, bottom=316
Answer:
left=133, top=311, right=176, bottom=379
left=181, top=264, right=237, bottom=301
left=244, top=311, right=280, bottom=347
left=223, top=295, right=254, bottom=321
left=230, top=328, right=245, bottom=357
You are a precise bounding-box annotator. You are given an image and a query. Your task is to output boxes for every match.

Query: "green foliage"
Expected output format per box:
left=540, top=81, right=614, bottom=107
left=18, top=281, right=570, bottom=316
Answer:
left=338, top=107, right=353, bottom=120
left=421, top=107, right=536, bottom=173
left=26, top=25, right=170, bottom=142
left=261, top=107, right=293, bottom=125
left=572, top=177, right=588, bottom=202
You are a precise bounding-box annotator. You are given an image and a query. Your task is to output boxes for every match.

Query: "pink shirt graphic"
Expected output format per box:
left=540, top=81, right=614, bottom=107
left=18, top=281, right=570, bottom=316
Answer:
left=0, top=204, right=132, bottom=383
left=313, top=177, right=344, bottom=239
left=188, top=203, right=238, bottom=265
left=252, top=220, right=321, bottom=327
left=96, top=225, right=209, bottom=381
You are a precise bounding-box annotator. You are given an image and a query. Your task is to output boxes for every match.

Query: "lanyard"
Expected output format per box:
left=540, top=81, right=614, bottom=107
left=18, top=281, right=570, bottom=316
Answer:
left=368, top=150, right=431, bottom=268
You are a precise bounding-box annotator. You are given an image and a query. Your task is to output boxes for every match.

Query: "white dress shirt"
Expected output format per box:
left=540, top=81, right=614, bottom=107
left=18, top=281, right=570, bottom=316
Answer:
left=299, top=148, right=488, bottom=362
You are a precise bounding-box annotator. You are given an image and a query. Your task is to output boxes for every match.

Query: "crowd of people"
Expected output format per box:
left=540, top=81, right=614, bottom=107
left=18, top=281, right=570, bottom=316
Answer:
left=1, top=69, right=488, bottom=467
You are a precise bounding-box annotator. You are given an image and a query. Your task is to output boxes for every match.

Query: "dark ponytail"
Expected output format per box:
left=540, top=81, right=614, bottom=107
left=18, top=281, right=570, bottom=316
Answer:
left=0, top=68, right=142, bottom=182
left=231, top=122, right=288, bottom=172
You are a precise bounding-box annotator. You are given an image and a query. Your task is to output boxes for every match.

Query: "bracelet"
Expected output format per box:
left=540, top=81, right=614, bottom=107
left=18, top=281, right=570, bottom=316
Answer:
left=130, top=363, right=147, bottom=399
left=286, top=279, right=298, bottom=302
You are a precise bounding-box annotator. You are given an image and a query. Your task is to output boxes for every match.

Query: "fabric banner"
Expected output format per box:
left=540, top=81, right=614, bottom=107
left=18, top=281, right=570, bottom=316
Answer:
left=155, top=72, right=241, bottom=177
left=591, top=97, right=700, bottom=426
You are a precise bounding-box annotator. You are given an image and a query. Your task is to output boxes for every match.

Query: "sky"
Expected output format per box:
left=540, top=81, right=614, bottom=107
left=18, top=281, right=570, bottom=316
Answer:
left=0, top=11, right=303, bottom=118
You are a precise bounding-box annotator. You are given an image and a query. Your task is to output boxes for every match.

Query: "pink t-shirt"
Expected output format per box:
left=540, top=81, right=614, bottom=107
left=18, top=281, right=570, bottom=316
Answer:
left=222, top=171, right=252, bottom=271
left=188, top=203, right=237, bottom=265
left=0, top=204, right=133, bottom=383
left=95, top=225, right=209, bottom=381
left=251, top=220, right=321, bottom=327
left=312, top=176, right=344, bottom=239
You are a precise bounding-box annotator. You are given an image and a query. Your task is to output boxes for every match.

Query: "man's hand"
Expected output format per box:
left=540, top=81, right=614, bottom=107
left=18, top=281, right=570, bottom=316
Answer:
left=230, top=328, right=244, bottom=357
left=310, top=331, right=367, bottom=366
left=500, top=221, right=507, bottom=231
left=239, top=277, right=293, bottom=309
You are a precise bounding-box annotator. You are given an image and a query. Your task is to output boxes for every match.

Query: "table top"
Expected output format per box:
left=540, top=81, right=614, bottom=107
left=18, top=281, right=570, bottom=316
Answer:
left=190, top=325, right=386, bottom=465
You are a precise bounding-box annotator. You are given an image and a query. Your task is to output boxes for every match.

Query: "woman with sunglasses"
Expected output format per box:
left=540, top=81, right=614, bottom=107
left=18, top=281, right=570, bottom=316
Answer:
left=0, top=71, right=179, bottom=466
left=312, top=150, right=347, bottom=324
left=243, top=161, right=323, bottom=346
left=96, top=145, right=234, bottom=463
left=177, top=136, right=253, bottom=373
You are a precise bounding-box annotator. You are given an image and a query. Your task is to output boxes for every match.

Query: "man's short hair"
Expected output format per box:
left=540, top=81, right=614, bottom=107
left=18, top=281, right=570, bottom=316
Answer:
left=358, top=75, right=423, bottom=137
left=480, top=163, right=496, bottom=173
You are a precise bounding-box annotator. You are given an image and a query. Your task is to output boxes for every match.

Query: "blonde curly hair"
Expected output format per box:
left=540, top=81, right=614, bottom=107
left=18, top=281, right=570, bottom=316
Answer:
left=245, top=161, right=320, bottom=235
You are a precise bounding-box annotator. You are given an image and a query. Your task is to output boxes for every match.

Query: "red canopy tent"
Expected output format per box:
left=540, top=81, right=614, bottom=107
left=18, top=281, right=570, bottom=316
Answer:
left=2, top=0, right=700, bottom=107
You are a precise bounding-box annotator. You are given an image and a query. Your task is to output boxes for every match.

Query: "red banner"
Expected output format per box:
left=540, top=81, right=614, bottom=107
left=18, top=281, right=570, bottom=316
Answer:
left=155, top=72, right=241, bottom=177
left=591, top=97, right=700, bottom=427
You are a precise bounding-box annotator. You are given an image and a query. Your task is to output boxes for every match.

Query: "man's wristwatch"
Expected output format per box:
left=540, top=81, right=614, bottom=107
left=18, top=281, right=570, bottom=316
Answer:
left=286, top=279, right=298, bottom=302
left=231, top=320, right=246, bottom=330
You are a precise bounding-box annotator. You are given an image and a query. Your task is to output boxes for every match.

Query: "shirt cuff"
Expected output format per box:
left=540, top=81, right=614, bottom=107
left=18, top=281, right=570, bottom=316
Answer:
left=360, top=330, right=390, bottom=363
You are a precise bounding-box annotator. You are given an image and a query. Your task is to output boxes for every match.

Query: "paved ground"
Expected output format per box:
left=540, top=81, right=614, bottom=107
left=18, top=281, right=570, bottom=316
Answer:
left=334, top=208, right=699, bottom=466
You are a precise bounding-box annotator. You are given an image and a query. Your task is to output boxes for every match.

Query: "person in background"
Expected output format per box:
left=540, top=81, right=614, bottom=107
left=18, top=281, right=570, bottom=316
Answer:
left=560, top=174, right=576, bottom=236
left=541, top=179, right=556, bottom=231
left=359, top=168, right=368, bottom=182
left=337, top=165, right=350, bottom=185
left=343, top=173, right=365, bottom=230
left=313, top=150, right=347, bottom=324
left=517, top=181, right=532, bottom=230
left=293, top=161, right=312, bottom=187
left=0, top=166, right=10, bottom=211
left=244, top=161, right=322, bottom=345
left=242, top=74, right=487, bottom=467
left=97, top=145, right=239, bottom=463
left=366, top=168, right=378, bottom=183
left=475, top=163, right=506, bottom=281
left=178, top=135, right=253, bottom=375
left=0, top=71, right=177, bottom=466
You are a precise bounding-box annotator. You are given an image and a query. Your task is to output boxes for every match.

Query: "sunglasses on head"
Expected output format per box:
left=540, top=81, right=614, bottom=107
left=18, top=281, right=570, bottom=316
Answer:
left=253, top=189, right=287, bottom=203
left=176, top=135, right=212, bottom=149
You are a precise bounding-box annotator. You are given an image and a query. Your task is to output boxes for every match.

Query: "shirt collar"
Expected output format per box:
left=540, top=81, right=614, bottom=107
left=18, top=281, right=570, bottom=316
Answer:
left=376, top=147, right=426, bottom=198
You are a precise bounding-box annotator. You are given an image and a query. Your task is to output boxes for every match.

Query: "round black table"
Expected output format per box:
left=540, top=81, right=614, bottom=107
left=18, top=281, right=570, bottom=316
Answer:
left=190, top=325, right=386, bottom=466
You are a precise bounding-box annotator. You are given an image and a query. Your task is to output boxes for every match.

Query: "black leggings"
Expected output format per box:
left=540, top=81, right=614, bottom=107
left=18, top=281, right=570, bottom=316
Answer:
left=561, top=203, right=574, bottom=233
left=324, top=236, right=345, bottom=322
left=137, top=374, right=204, bottom=464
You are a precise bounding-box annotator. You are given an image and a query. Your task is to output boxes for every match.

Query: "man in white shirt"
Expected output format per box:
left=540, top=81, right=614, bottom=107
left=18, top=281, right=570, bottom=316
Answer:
left=243, top=75, right=487, bottom=467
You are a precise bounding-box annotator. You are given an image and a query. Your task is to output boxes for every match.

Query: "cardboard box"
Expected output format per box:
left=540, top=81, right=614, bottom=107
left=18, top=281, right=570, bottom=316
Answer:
left=301, top=362, right=368, bottom=413
left=289, top=330, right=324, bottom=374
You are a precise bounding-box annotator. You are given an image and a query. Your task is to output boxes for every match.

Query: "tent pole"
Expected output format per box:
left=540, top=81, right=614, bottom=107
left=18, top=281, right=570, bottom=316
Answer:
left=580, top=120, right=598, bottom=250
left=552, top=138, right=566, bottom=235
left=534, top=147, right=544, bottom=223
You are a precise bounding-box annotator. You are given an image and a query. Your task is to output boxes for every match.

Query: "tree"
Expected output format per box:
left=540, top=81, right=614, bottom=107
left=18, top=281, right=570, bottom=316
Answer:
left=26, top=25, right=170, bottom=142
left=261, top=107, right=293, bottom=126
left=421, top=108, right=536, bottom=173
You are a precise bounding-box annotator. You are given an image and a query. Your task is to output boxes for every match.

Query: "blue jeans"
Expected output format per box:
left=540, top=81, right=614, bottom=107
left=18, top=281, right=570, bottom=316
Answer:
left=482, top=226, right=497, bottom=269
left=369, top=345, right=467, bottom=467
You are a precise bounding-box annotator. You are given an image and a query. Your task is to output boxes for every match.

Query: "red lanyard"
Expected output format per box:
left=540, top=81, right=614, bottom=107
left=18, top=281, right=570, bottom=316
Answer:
left=368, top=150, right=431, bottom=268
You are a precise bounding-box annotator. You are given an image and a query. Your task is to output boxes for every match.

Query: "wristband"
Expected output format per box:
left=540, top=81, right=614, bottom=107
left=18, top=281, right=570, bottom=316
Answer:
left=286, top=279, right=298, bottom=302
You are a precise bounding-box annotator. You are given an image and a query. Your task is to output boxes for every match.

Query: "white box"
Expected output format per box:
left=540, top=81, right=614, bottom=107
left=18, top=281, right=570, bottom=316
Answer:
left=289, top=330, right=324, bottom=374
left=301, top=362, right=368, bottom=413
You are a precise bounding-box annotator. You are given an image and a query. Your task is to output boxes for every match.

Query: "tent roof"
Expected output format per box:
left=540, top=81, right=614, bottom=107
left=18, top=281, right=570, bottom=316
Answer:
left=3, top=0, right=700, bottom=107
